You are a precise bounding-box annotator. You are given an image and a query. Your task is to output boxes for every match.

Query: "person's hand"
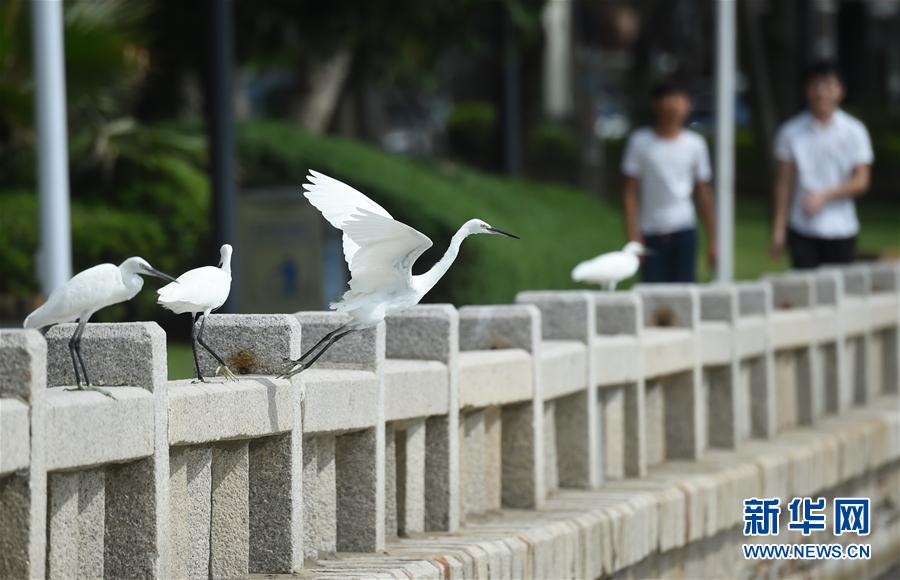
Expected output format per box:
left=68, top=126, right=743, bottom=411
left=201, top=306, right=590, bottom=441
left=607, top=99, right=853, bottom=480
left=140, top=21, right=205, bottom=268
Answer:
left=769, top=230, right=785, bottom=262
left=802, top=190, right=830, bottom=216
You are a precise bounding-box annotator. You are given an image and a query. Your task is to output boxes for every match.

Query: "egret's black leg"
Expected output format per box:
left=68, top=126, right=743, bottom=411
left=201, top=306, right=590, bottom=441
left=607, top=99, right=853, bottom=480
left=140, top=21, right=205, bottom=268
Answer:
left=190, top=313, right=205, bottom=382
left=278, top=324, right=349, bottom=377
left=68, top=325, right=83, bottom=387
left=301, top=329, right=354, bottom=370
left=282, top=329, right=355, bottom=378
left=73, top=319, right=90, bottom=385
left=66, top=320, right=114, bottom=398
left=197, top=314, right=236, bottom=380
left=291, top=325, right=348, bottom=365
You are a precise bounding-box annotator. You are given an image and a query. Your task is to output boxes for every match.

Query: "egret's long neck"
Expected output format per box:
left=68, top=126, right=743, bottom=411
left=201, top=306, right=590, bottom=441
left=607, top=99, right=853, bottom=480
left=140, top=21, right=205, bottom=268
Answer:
left=221, top=253, right=232, bottom=275
left=119, top=267, right=144, bottom=297
left=415, top=226, right=471, bottom=294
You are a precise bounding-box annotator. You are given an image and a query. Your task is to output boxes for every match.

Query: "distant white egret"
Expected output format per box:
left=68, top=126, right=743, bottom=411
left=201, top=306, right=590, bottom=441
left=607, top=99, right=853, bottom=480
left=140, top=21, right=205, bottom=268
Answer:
left=279, top=170, right=518, bottom=377
left=157, top=244, right=237, bottom=382
left=24, top=257, right=178, bottom=396
left=571, top=241, right=647, bottom=291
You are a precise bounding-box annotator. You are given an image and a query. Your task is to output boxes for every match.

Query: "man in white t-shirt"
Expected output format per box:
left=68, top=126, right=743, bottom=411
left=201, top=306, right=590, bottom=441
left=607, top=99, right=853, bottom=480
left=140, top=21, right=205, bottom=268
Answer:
left=770, top=60, right=874, bottom=268
left=621, top=80, right=716, bottom=283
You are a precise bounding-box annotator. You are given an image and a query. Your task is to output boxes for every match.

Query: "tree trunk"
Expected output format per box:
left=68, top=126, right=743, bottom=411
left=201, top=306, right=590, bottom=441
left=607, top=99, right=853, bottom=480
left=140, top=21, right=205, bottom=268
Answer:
left=289, top=49, right=353, bottom=135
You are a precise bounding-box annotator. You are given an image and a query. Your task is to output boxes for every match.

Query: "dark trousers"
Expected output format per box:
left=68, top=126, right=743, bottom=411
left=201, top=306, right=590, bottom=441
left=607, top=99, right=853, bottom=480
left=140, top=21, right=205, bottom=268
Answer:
left=641, top=228, right=696, bottom=283
left=788, top=229, right=856, bottom=270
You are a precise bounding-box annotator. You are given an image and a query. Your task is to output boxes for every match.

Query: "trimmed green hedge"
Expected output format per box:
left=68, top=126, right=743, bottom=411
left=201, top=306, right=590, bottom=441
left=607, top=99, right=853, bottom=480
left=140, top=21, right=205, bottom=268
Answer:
left=1, top=150, right=210, bottom=323
left=445, top=101, right=498, bottom=169
left=0, top=191, right=173, bottom=321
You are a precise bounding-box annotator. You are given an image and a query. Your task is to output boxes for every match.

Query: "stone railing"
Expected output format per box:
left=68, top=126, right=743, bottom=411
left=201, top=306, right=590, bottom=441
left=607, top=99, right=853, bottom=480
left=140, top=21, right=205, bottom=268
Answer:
left=1, top=261, right=899, bottom=579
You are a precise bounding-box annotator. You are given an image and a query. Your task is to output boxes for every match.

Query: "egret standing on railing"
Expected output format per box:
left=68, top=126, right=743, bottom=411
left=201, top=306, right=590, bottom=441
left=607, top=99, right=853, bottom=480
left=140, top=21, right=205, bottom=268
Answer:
left=571, top=241, right=647, bottom=291
left=279, top=170, right=519, bottom=378
left=24, top=257, right=178, bottom=396
left=157, top=244, right=237, bottom=382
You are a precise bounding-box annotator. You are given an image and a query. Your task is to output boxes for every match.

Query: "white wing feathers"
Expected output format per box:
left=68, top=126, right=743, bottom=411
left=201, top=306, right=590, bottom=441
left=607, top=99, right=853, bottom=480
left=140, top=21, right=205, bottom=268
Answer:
left=341, top=208, right=433, bottom=294
left=302, top=170, right=393, bottom=265
left=157, top=266, right=231, bottom=314
left=24, top=263, right=122, bottom=329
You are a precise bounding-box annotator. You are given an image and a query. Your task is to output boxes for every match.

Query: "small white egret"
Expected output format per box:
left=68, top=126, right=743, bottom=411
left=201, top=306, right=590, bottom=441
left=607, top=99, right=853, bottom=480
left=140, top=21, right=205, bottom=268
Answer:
left=157, top=244, right=237, bottom=382
left=23, top=257, right=178, bottom=396
left=571, top=241, right=647, bottom=291
left=279, top=170, right=518, bottom=377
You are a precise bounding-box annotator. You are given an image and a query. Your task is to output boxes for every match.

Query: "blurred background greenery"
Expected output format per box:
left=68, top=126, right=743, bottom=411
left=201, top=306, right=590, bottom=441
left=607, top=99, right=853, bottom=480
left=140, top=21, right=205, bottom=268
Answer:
left=1, top=0, right=898, bottom=378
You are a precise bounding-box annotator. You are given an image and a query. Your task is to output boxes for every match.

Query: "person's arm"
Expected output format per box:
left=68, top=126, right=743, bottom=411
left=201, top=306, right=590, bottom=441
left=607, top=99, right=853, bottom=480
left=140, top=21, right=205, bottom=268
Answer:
left=692, top=137, right=716, bottom=269
left=770, top=160, right=794, bottom=261
left=802, top=164, right=871, bottom=216
left=694, top=180, right=716, bottom=268
left=623, top=175, right=642, bottom=243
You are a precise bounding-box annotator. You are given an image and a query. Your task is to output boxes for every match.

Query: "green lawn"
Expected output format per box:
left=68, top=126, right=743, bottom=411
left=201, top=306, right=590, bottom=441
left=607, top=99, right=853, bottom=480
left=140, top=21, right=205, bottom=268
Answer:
left=168, top=343, right=195, bottom=380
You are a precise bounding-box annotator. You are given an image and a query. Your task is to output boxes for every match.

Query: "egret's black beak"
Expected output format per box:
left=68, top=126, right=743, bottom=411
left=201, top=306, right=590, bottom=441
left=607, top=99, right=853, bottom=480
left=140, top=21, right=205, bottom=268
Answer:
left=486, top=227, right=520, bottom=239
left=145, top=266, right=179, bottom=283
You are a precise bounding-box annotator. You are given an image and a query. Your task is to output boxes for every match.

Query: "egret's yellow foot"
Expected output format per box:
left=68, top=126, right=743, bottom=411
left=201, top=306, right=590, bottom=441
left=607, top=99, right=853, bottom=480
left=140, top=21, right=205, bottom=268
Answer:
left=280, top=358, right=307, bottom=379
left=279, top=363, right=304, bottom=380
left=216, top=365, right=238, bottom=381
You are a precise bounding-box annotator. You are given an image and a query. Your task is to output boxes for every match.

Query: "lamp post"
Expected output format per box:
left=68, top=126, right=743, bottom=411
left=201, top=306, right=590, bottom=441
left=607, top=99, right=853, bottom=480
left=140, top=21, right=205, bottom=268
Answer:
left=715, top=0, right=737, bottom=282
left=207, top=0, right=238, bottom=310
left=31, top=0, right=73, bottom=294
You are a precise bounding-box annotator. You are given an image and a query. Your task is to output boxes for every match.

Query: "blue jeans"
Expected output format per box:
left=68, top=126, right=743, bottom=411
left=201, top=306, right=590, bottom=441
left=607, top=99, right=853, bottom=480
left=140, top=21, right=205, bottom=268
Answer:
left=641, top=228, right=697, bottom=283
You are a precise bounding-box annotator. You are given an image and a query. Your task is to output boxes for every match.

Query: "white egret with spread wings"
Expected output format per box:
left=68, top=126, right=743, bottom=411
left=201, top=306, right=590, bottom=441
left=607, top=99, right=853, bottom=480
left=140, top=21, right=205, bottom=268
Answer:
left=280, top=170, right=518, bottom=377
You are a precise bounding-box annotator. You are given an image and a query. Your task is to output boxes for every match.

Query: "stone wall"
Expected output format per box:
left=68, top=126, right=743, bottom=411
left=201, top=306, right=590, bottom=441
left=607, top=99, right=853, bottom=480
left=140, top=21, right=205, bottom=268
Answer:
left=0, top=261, right=898, bottom=579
